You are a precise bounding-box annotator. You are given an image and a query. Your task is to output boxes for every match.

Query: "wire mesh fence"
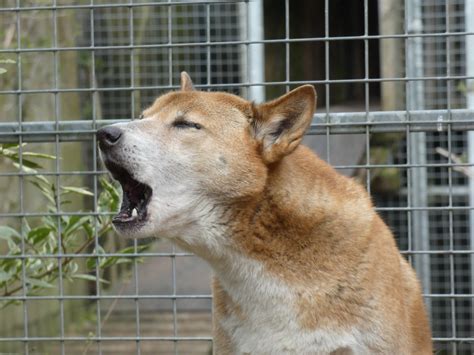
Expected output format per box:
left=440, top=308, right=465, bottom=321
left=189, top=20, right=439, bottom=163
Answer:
left=0, top=0, right=473, bottom=354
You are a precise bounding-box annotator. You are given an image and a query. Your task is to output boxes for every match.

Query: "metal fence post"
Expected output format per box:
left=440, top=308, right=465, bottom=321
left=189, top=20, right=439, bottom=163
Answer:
left=466, top=0, right=474, bottom=319
left=246, top=0, right=265, bottom=103
left=405, top=0, right=431, bottom=311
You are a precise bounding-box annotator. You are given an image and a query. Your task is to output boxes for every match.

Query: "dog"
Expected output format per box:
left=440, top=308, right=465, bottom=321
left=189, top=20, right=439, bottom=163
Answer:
left=97, top=72, right=432, bottom=354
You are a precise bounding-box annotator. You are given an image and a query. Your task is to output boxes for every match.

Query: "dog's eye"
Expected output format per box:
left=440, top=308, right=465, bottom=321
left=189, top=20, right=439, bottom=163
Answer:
left=173, top=120, right=202, bottom=130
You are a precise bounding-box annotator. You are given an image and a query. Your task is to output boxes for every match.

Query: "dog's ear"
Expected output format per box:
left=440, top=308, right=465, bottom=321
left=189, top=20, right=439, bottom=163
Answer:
left=251, top=85, right=316, bottom=164
left=180, top=71, right=194, bottom=91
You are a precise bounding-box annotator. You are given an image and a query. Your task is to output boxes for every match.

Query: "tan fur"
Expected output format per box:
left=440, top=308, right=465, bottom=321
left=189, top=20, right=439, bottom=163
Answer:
left=213, top=279, right=243, bottom=355
left=106, top=72, right=432, bottom=354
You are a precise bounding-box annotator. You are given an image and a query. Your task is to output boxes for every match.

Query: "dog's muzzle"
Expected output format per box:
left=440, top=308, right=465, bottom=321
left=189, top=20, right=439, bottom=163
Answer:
left=97, top=125, right=153, bottom=231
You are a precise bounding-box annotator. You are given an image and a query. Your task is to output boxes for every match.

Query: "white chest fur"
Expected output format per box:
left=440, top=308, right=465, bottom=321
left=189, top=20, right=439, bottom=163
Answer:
left=214, top=255, right=372, bottom=355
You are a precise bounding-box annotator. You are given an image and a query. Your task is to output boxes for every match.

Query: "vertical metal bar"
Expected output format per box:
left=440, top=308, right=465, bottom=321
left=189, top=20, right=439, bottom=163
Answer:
left=402, top=1, right=413, bottom=272
left=129, top=2, right=141, bottom=354
left=15, top=1, right=28, bottom=353
left=406, top=127, right=413, bottom=268
left=51, top=1, right=65, bottom=353
left=465, top=0, right=474, bottom=344
left=247, top=0, right=264, bottom=102
left=171, top=249, right=178, bottom=354
left=90, top=1, right=103, bottom=353
left=364, top=0, right=371, bottom=195
left=206, top=3, right=211, bottom=90
left=238, top=1, right=248, bottom=99
left=324, top=0, right=330, bottom=163
left=445, top=3, right=456, bottom=352
left=404, top=0, right=414, bottom=271
left=166, top=3, right=178, bottom=353
left=405, top=0, right=431, bottom=313
left=168, top=2, right=173, bottom=87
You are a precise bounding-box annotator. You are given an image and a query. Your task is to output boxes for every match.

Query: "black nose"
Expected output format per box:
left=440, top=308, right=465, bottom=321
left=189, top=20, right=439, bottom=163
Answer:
left=97, top=126, right=123, bottom=150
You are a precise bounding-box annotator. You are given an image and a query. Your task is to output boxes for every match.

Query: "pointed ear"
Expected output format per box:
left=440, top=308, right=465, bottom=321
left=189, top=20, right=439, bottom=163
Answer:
left=180, top=71, right=194, bottom=91
left=251, top=85, right=316, bottom=164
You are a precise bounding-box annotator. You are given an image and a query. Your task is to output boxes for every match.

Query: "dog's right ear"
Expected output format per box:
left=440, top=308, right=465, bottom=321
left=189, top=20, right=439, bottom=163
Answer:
left=251, top=85, right=316, bottom=164
left=180, top=71, right=194, bottom=91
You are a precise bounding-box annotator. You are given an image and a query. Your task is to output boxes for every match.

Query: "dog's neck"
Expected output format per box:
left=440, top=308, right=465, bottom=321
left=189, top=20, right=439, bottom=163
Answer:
left=173, top=160, right=303, bottom=272
left=173, top=147, right=374, bottom=292
left=173, top=197, right=294, bottom=304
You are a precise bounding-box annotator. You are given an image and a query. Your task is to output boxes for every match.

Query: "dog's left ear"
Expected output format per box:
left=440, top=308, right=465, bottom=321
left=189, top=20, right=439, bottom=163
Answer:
left=180, top=71, right=194, bottom=91
left=252, top=85, right=317, bottom=164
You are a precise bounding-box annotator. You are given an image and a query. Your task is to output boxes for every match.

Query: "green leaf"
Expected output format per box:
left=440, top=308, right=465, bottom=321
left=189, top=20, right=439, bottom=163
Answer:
left=71, top=274, right=109, bottom=284
left=86, top=245, right=106, bottom=269
left=21, top=152, right=56, bottom=160
left=116, top=246, right=136, bottom=254
left=118, top=244, right=150, bottom=255
left=99, top=256, right=118, bottom=269
left=95, top=245, right=106, bottom=255
left=12, top=162, right=39, bottom=175
left=83, top=223, right=93, bottom=239
left=0, top=226, right=21, bottom=241
left=27, top=227, right=51, bottom=244
left=29, top=180, right=56, bottom=205
left=0, top=270, right=14, bottom=283
left=21, top=218, right=31, bottom=234
left=1, top=143, right=24, bottom=150
left=63, top=216, right=90, bottom=237
left=11, top=167, right=51, bottom=187
left=100, top=178, right=119, bottom=196
left=7, top=239, right=20, bottom=253
left=61, top=186, right=94, bottom=196
left=26, top=258, right=45, bottom=273
left=99, top=178, right=120, bottom=211
left=0, top=59, right=15, bottom=64
left=31, top=174, right=51, bottom=187
left=99, top=244, right=150, bottom=269
left=86, top=257, right=97, bottom=270
left=4, top=154, right=44, bottom=169
left=112, top=258, right=135, bottom=265
left=25, top=278, right=55, bottom=289
left=0, top=68, right=6, bottom=75
left=0, top=226, right=22, bottom=253
left=42, top=216, right=57, bottom=233
left=1, top=257, right=21, bottom=273
left=68, top=261, right=79, bottom=275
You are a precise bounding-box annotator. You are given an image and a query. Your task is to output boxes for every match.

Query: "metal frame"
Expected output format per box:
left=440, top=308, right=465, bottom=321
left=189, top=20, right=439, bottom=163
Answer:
left=0, top=0, right=473, bottom=354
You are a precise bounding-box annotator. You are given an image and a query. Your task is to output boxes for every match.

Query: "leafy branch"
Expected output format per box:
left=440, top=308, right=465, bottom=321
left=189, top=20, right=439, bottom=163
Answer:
left=0, top=143, right=150, bottom=306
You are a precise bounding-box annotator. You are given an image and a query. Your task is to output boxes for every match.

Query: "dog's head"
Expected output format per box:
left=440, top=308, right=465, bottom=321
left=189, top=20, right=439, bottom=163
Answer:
left=98, top=72, right=316, bottom=240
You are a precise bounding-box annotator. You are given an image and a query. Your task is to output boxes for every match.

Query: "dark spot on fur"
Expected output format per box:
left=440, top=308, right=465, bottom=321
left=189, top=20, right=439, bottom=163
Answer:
left=336, top=284, right=345, bottom=296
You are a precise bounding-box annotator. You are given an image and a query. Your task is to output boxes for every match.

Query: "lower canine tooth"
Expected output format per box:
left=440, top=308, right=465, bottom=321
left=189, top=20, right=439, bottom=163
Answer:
left=132, top=208, right=138, bottom=218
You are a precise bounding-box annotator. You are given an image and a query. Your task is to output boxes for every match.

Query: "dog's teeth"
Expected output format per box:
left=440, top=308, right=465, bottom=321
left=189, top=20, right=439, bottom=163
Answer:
left=132, top=208, right=138, bottom=218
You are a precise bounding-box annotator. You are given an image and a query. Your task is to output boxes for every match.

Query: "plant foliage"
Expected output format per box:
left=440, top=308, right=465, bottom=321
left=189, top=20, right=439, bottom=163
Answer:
left=0, top=143, right=149, bottom=307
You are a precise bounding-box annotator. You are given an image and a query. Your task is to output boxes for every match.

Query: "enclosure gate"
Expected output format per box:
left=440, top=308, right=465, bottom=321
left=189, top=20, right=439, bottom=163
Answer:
left=0, top=0, right=473, bottom=354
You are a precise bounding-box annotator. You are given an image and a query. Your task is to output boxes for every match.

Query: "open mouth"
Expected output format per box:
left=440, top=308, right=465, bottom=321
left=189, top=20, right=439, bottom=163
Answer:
left=104, top=160, right=153, bottom=228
